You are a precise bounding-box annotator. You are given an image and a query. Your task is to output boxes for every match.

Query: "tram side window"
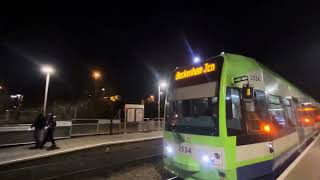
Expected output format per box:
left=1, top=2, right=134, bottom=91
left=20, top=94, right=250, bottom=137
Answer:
left=254, top=90, right=269, bottom=121
left=226, top=87, right=243, bottom=135
left=268, top=95, right=287, bottom=129
left=282, top=98, right=296, bottom=127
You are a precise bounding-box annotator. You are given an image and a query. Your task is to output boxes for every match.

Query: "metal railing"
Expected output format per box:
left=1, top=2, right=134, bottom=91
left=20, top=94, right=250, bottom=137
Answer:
left=0, top=121, right=72, bottom=146
left=137, top=118, right=164, bottom=132
left=0, top=117, right=164, bottom=146
left=71, top=119, right=121, bottom=136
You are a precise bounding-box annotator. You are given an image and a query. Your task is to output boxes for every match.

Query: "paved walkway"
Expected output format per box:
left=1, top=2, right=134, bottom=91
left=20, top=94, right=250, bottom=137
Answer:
left=278, top=133, right=320, bottom=180
left=0, top=131, right=163, bottom=166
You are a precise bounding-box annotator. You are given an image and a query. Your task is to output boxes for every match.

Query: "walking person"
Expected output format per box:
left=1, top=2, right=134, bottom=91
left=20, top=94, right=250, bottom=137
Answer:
left=30, top=113, right=45, bottom=148
left=40, top=113, right=57, bottom=149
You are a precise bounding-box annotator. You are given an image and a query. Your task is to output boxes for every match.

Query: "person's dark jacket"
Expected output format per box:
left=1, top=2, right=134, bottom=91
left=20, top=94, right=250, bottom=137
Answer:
left=46, top=114, right=56, bottom=129
left=31, top=114, right=46, bottom=129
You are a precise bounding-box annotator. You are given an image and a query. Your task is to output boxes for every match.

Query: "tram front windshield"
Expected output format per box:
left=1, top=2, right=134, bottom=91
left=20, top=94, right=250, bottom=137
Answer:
left=165, top=92, right=219, bottom=136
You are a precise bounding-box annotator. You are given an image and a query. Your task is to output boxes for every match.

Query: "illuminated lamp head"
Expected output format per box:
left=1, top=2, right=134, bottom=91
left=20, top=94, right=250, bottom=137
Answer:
left=193, top=57, right=201, bottom=63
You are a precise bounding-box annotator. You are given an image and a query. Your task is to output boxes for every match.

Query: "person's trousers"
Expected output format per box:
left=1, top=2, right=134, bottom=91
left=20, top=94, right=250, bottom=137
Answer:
left=42, top=129, right=56, bottom=146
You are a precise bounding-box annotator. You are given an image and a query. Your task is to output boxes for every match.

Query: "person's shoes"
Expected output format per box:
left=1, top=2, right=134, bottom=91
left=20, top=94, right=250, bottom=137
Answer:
left=47, top=145, right=59, bottom=150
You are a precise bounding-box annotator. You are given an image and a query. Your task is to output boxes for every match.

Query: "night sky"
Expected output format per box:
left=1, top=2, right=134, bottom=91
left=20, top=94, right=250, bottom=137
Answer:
left=0, top=6, right=319, bottom=106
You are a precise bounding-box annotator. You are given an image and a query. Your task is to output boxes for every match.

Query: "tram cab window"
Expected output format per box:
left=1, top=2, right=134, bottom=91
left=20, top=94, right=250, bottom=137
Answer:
left=244, top=90, right=269, bottom=132
left=226, top=88, right=269, bottom=135
left=226, top=88, right=243, bottom=135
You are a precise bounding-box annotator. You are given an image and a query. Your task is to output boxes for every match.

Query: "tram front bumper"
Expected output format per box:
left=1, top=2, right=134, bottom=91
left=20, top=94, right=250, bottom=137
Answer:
left=164, top=157, right=226, bottom=180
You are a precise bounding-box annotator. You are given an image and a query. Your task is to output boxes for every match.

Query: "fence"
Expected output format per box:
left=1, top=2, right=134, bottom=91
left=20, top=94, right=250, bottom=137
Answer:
left=136, top=118, right=165, bottom=132
left=71, top=119, right=121, bottom=136
left=0, top=121, right=72, bottom=146
left=0, top=117, right=164, bottom=147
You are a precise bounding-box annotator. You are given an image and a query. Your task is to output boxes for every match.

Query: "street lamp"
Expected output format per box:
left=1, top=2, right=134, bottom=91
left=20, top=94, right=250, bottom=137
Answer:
left=193, top=56, right=201, bottom=63
left=92, top=71, right=101, bottom=80
left=41, top=65, right=55, bottom=115
left=158, top=80, right=167, bottom=129
left=92, top=70, right=102, bottom=97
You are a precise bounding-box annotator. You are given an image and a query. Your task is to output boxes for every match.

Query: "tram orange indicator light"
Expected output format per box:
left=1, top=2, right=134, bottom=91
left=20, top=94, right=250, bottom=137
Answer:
left=263, top=124, right=271, bottom=133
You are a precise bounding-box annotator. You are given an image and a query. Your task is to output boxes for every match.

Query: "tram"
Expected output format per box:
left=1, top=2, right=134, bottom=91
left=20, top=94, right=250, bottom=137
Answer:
left=163, top=53, right=320, bottom=180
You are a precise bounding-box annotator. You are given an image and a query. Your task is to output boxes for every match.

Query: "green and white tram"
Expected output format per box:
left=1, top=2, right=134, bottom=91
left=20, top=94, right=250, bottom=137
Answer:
left=163, top=53, right=320, bottom=180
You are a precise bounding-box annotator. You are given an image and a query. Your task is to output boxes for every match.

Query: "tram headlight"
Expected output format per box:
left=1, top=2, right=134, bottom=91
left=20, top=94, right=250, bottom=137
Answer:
left=166, top=146, right=173, bottom=153
left=202, top=155, right=210, bottom=163
left=165, top=144, right=173, bottom=155
left=201, top=153, right=222, bottom=166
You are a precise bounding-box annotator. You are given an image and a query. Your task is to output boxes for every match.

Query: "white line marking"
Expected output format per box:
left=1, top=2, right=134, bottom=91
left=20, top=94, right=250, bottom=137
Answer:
left=277, top=133, right=320, bottom=180
left=167, top=176, right=178, bottom=180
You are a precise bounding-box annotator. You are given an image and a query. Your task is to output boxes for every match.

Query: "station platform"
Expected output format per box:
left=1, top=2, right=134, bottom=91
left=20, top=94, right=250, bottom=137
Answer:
left=0, top=131, right=162, bottom=166
left=278, top=133, right=320, bottom=180
left=0, top=131, right=163, bottom=180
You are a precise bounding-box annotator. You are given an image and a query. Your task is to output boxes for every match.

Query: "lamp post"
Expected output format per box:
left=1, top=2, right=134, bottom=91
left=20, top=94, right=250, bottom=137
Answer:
left=158, top=80, right=167, bottom=130
left=41, top=65, right=55, bottom=115
left=91, top=70, right=102, bottom=97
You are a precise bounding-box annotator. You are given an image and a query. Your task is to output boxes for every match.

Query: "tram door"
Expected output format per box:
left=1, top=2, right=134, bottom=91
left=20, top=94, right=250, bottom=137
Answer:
left=292, top=98, right=305, bottom=150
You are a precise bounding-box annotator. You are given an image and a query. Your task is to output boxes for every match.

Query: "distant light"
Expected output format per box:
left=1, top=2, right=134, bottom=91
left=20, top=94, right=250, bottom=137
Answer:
left=305, top=118, right=310, bottom=123
left=149, top=95, right=155, bottom=102
left=41, top=65, right=55, bottom=74
left=101, top=88, right=106, bottom=91
left=193, top=57, right=201, bottom=63
left=0, top=86, right=3, bottom=90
